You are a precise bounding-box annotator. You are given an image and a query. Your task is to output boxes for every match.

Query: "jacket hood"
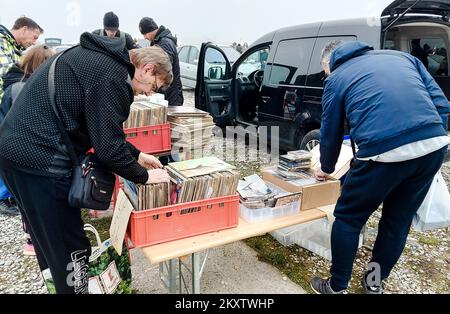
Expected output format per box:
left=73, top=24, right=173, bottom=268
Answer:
left=2, top=64, right=26, bottom=89
left=0, top=25, right=24, bottom=53
left=79, top=32, right=135, bottom=77
left=330, top=41, right=374, bottom=72
left=154, top=26, right=177, bottom=46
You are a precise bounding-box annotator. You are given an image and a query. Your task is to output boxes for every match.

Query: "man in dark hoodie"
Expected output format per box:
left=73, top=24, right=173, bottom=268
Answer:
left=92, top=11, right=138, bottom=50
left=310, top=40, right=450, bottom=294
left=0, top=32, right=173, bottom=293
left=139, top=17, right=183, bottom=106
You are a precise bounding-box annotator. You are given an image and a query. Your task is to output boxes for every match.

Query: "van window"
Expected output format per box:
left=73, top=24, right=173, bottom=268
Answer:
left=306, top=36, right=357, bottom=88
left=410, top=38, right=448, bottom=76
left=237, top=48, right=269, bottom=78
left=204, top=47, right=227, bottom=80
left=384, top=40, right=397, bottom=50
left=269, top=38, right=315, bottom=86
left=178, top=46, right=190, bottom=63
left=188, top=46, right=199, bottom=65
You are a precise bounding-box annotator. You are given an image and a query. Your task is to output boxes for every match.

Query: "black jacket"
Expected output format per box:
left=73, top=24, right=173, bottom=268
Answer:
left=92, top=29, right=139, bottom=50
left=152, top=26, right=183, bottom=106
left=0, top=64, right=28, bottom=122
left=0, top=32, right=149, bottom=184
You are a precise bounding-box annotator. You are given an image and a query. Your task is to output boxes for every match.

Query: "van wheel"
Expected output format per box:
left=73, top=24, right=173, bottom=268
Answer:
left=300, top=129, right=320, bottom=151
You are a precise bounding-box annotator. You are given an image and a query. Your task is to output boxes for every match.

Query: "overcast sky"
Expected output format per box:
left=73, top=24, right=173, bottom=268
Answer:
left=0, top=0, right=394, bottom=45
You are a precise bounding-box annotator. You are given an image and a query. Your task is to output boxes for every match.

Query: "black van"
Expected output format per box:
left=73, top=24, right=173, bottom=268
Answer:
left=195, top=0, right=450, bottom=151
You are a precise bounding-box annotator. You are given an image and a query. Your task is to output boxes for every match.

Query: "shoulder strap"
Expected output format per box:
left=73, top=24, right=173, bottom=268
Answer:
left=47, top=47, right=81, bottom=166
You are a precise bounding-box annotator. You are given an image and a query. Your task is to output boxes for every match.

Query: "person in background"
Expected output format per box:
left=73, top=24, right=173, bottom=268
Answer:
left=411, top=38, right=429, bottom=69
left=311, top=40, right=449, bottom=294
left=139, top=17, right=183, bottom=106
left=0, top=16, right=43, bottom=216
left=0, top=44, right=55, bottom=256
left=0, top=32, right=172, bottom=294
left=236, top=43, right=243, bottom=53
left=93, top=11, right=138, bottom=50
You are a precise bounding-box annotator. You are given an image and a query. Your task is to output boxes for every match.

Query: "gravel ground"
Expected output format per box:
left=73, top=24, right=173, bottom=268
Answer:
left=0, top=90, right=448, bottom=294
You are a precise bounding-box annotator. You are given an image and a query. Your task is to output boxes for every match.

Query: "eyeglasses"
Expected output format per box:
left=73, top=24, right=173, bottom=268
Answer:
left=152, top=74, right=168, bottom=94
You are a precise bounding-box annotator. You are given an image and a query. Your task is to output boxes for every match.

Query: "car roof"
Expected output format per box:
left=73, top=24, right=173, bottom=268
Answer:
left=179, top=43, right=236, bottom=49
left=251, top=17, right=381, bottom=49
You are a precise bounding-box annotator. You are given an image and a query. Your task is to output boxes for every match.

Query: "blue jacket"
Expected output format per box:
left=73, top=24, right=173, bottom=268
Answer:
left=320, top=41, right=450, bottom=173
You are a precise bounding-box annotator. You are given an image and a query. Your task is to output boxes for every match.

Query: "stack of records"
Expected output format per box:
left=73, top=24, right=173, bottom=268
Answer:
left=278, top=150, right=313, bottom=172
left=238, top=174, right=303, bottom=209
left=124, top=94, right=168, bottom=129
left=168, top=107, right=215, bottom=158
left=123, top=179, right=171, bottom=211
left=166, top=156, right=240, bottom=204
left=237, top=174, right=275, bottom=209
left=268, top=168, right=317, bottom=187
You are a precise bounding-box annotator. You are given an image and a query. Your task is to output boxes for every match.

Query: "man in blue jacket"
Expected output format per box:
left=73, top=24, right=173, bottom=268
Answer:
left=310, top=40, right=450, bottom=294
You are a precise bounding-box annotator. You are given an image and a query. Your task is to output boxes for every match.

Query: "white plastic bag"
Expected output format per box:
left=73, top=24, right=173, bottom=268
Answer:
left=412, top=171, right=450, bottom=232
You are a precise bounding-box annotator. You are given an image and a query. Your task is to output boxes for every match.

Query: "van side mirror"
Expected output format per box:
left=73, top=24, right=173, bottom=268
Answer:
left=208, top=66, right=223, bottom=80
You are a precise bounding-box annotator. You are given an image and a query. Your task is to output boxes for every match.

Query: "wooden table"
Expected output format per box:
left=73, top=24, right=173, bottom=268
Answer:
left=140, top=208, right=328, bottom=294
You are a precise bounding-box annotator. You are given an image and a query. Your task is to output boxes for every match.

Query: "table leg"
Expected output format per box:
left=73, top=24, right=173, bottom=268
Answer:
left=191, top=252, right=200, bottom=294
left=168, top=259, right=177, bottom=294
left=159, top=259, right=178, bottom=294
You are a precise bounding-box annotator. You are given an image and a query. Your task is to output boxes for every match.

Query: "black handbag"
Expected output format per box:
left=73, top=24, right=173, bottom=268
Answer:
left=48, top=51, right=116, bottom=210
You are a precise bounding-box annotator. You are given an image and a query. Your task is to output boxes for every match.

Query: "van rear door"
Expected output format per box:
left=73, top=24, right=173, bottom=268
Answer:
left=382, top=0, right=450, bottom=126
left=382, top=0, right=450, bottom=17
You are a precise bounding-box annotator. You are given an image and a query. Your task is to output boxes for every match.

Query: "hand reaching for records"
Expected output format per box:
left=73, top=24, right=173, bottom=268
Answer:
left=147, top=169, right=170, bottom=184
left=138, top=153, right=163, bottom=169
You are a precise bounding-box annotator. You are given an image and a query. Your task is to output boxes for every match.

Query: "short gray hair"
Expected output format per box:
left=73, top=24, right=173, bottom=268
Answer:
left=321, top=40, right=344, bottom=65
left=129, top=46, right=173, bottom=88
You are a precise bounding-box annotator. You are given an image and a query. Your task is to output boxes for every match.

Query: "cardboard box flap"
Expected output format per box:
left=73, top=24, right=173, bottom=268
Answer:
left=301, top=182, right=340, bottom=211
left=310, top=144, right=354, bottom=180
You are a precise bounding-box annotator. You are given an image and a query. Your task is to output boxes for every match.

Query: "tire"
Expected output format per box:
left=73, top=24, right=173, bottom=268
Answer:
left=299, top=129, right=321, bottom=151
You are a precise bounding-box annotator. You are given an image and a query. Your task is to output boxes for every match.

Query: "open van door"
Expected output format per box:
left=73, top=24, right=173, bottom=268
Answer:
left=195, top=43, right=235, bottom=127
left=382, top=0, right=450, bottom=130
left=382, top=0, right=450, bottom=17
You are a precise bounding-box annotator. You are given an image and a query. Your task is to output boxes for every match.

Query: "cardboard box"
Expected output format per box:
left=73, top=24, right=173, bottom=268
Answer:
left=262, top=168, right=340, bottom=211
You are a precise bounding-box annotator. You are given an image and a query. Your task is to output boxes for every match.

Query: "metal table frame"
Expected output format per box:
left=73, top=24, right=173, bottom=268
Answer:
left=159, top=250, right=210, bottom=294
left=141, top=209, right=328, bottom=294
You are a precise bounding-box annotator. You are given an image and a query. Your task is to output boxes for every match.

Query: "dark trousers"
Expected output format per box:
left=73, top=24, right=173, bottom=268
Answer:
left=0, top=161, right=91, bottom=294
left=330, top=147, right=446, bottom=290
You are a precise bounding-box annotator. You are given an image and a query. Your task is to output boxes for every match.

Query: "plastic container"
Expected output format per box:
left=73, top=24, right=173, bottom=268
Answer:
left=239, top=182, right=300, bottom=224
left=240, top=201, right=300, bottom=224
left=289, top=218, right=363, bottom=261
left=270, top=224, right=305, bottom=246
left=124, top=124, right=171, bottom=154
left=127, top=194, right=240, bottom=248
left=343, top=135, right=352, bottom=147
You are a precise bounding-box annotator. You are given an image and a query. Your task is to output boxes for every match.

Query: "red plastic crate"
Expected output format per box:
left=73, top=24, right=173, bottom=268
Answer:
left=127, top=194, right=240, bottom=247
left=124, top=124, right=171, bottom=154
